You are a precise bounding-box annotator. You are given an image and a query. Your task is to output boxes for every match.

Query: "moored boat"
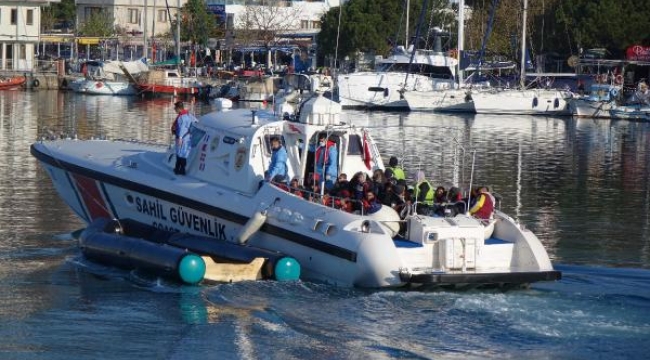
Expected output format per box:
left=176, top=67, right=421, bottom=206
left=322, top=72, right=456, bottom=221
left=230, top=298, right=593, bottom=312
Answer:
left=0, top=75, right=26, bottom=90
left=337, top=45, right=458, bottom=110
left=133, top=68, right=203, bottom=97
left=472, top=88, right=573, bottom=116
left=568, top=83, right=619, bottom=118
left=70, top=60, right=148, bottom=96
left=31, top=91, right=560, bottom=288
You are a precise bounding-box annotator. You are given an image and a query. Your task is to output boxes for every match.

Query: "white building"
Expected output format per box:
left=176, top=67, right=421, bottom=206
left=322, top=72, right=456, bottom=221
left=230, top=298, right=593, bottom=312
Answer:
left=0, top=0, right=60, bottom=71
left=75, top=0, right=186, bottom=38
left=208, top=0, right=342, bottom=37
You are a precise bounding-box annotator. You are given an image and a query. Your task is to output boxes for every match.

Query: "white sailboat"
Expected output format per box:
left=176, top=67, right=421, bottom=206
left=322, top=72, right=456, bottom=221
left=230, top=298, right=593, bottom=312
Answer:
left=336, top=1, right=458, bottom=110
left=470, top=0, right=574, bottom=116
left=403, top=0, right=476, bottom=113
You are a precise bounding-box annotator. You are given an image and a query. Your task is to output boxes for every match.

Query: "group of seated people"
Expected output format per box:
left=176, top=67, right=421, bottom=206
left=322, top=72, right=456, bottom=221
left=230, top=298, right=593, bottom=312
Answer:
left=274, top=172, right=491, bottom=221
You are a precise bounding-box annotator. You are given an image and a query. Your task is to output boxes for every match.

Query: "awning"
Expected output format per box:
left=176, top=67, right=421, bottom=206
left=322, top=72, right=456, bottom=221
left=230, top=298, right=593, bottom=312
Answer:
left=40, top=35, right=73, bottom=43
left=77, top=37, right=101, bottom=45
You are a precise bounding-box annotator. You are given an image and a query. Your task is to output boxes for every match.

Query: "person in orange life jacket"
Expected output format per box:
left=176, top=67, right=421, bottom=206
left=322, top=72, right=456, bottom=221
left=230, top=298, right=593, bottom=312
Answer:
left=265, top=136, right=288, bottom=183
left=386, top=156, right=405, bottom=181
left=171, top=101, right=196, bottom=175
left=312, top=133, right=338, bottom=190
left=468, top=186, right=495, bottom=219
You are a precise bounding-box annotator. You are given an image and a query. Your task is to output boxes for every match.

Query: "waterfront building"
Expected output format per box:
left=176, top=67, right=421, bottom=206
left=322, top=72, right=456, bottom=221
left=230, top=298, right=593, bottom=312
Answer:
left=0, top=0, right=60, bottom=71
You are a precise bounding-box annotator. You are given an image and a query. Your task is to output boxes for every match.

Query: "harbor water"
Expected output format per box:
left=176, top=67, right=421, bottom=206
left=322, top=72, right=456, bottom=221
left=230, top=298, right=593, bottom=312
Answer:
left=1, top=90, right=649, bottom=359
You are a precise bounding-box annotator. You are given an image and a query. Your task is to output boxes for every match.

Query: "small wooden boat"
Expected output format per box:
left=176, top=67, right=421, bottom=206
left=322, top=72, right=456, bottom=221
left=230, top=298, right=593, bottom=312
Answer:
left=133, top=68, right=203, bottom=97
left=0, top=76, right=26, bottom=90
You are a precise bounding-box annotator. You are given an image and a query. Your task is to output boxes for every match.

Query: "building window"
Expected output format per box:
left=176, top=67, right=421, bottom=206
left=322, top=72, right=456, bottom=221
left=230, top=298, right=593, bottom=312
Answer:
left=157, top=10, right=167, bottom=22
left=10, top=8, right=17, bottom=25
left=84, top=7, right=103, bottom=20
left=300, top=20, right=309, bottom=29
left=26, top=9, right=34, bottom=25
left=311, top=20, right=321, bottom=29
left=128, top=9, right=140, bottom=24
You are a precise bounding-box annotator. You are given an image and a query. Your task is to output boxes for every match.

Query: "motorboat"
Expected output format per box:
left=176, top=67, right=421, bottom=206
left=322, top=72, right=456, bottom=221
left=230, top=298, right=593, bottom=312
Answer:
left=336, top=45, right=457, bottom=110
left=133, top=68, right=203, bottom=97
left=609, top=103, right=650, bottom=120
left=568, top=83, right=619, bottom=118
left=70, top=60, right=149, bottom=96
left=31, top=90, right=561, bottom=288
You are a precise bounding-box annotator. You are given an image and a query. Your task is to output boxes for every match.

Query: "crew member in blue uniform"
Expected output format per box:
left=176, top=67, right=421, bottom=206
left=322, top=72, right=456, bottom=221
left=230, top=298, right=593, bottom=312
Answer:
left=265, top=136, right=288, bottom=183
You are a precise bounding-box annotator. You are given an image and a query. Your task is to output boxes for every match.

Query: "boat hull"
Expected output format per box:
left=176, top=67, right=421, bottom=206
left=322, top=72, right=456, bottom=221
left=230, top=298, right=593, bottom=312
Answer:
left=0, top=76, right=26, bottom=90
left=569, top=99, right=613, bottom=118
left=73, top=80, right=136, bottom=95
left=403, top=89, right=475, bottom=112
left=472, top=89, right=572, bottom=115
left=337, top=72, right=453, bottom=110
left=135, top=84, right=200, bottom=96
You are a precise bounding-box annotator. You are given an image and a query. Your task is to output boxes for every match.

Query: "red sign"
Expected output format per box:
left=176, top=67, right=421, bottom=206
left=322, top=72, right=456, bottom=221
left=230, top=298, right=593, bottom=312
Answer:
left=626, top=45, right=650, bottom=61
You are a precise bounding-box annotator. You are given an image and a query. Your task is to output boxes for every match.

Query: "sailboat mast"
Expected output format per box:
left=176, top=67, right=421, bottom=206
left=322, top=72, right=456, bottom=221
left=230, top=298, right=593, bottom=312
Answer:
left=177, top=0, right=181, bottom=70
left=458, top=0, right=465, bottom=87
left=519, top=0, right=528, bottom=89
left=405, top=0, right=410, bottom=46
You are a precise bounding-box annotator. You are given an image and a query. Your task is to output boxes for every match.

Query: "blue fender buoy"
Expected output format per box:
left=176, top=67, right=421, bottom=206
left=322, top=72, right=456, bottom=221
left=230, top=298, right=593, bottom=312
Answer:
left=532, top=97, right=538, bottom=108
left=177, top=254, right=206, bottom=284
left=273, top=256, right=301, bottom=281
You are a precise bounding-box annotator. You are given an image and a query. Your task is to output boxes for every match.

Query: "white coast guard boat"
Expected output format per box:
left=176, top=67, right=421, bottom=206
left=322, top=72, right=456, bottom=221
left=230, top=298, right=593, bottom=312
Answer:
left=31, top=93, right=560, bottom=288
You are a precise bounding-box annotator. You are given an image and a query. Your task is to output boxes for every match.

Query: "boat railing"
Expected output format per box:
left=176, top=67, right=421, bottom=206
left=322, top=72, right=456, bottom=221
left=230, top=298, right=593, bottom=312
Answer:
left=269, top=180, right=378, bottom=217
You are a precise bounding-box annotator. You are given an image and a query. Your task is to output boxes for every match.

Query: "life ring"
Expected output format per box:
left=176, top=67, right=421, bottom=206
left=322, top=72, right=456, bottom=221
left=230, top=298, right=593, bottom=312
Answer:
left=32, top=79, right=40, bottom=88
left=615, top=74, right=623, bottom=85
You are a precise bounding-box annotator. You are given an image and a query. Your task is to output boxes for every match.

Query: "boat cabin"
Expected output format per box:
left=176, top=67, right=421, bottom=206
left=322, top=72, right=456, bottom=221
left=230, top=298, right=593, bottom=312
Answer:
left=166, top=95, right=383, bottom=195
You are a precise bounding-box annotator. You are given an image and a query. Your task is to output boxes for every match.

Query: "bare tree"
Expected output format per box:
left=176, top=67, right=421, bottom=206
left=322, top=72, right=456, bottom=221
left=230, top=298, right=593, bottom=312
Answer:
left=237, top=0, right=302, bottom=68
